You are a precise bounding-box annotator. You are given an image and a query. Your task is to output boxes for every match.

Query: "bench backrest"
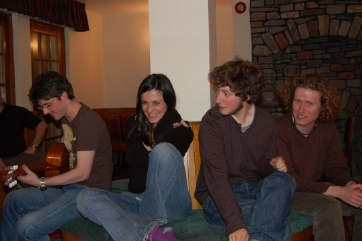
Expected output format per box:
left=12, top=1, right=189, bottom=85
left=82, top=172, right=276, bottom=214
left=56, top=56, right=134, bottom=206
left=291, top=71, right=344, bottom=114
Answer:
left=186, top=122, right=202, bottom=210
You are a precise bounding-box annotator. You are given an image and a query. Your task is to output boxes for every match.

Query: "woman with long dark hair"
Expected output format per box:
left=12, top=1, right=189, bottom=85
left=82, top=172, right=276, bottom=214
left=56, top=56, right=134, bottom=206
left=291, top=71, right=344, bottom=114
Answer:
left=76, top=73, right=193, bottom=241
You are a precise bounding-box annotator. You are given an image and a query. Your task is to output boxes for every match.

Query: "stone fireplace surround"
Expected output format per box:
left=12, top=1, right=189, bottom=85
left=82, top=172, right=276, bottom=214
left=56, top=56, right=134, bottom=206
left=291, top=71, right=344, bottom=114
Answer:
left=249, top=0, right=362, bottom=177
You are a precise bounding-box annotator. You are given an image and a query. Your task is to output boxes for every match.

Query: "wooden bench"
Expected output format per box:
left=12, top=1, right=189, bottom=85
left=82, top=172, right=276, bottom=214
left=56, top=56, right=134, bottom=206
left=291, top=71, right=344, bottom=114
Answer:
left=60, top=122, right=313, bottom=241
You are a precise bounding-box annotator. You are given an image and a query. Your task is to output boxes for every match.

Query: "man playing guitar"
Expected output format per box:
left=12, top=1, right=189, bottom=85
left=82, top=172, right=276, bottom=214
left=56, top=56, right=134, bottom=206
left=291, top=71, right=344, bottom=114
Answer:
left=0, top=71, right=113, bottom=241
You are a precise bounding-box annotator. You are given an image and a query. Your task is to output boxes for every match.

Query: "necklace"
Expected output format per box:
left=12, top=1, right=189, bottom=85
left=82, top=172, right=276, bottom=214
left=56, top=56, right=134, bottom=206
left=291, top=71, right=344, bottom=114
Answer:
left=292, top=116, right=317, bottom=137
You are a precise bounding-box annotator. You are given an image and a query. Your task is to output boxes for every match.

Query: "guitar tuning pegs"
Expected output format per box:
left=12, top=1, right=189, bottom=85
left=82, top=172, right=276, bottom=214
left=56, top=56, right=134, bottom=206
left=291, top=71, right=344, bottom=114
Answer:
left=9, top=180, right=17, bottom=188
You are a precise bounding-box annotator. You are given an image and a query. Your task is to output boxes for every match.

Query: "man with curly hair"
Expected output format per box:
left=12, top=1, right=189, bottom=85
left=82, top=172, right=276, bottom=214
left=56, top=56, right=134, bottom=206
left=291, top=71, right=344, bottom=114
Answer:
left=277, top=73, right=362, bottom=241
left=195, top=58, right=296, bottom=241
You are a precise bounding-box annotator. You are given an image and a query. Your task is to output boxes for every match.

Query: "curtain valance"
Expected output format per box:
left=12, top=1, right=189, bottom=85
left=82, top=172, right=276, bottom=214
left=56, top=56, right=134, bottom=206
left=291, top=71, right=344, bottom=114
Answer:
left=0, top=0, right=89, bottom=31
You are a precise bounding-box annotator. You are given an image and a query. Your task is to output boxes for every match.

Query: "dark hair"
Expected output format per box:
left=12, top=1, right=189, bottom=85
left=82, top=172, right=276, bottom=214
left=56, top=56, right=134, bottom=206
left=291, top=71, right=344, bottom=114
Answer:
left=209, top=58, right=265, bottom=103
left=29, top=71, right=75, bottom=104
left=130, top=73, right=176, bottom=146
left=279, top=73, right=341, bottom=122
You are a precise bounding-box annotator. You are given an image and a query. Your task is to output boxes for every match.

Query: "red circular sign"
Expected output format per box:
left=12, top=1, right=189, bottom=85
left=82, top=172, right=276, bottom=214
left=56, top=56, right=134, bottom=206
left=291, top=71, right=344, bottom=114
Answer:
left=235, top=2, right=247, bottom=14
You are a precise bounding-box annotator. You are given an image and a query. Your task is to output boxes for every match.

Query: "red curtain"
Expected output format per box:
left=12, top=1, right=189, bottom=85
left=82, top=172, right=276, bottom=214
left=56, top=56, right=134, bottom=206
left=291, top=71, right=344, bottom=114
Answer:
left=0, top=0, right=89, bottom=31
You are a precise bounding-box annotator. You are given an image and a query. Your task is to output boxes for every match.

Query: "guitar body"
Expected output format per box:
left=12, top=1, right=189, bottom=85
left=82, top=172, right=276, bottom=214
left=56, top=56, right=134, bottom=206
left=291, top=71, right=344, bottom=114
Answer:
left=44, top=142, right=69, bottom=178
left=0, top=142, right=69, bottom=209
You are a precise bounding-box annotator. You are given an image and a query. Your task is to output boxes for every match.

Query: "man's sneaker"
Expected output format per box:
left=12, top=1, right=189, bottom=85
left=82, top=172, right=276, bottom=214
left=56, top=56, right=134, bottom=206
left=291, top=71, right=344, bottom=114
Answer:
left=146, top=227, right=179, bottom=241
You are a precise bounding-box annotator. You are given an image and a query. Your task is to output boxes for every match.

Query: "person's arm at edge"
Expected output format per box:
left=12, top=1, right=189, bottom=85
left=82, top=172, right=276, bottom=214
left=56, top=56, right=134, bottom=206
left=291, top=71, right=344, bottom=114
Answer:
left=323, top=182, right=362, bottom=208
left=24, top=121, right=48, bottom=154
left=322, top=126, right=362, bottom=207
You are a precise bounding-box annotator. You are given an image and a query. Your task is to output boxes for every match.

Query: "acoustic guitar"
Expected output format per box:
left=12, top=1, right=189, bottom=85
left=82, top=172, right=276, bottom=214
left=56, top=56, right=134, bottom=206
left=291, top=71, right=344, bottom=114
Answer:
left=0, top=142, right=69, bottom=188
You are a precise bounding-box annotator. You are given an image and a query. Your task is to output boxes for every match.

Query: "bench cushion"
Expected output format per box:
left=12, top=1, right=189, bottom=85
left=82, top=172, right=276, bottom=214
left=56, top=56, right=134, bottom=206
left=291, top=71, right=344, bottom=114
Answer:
left=167, top=210, right=227, bottom=241
left=61, top=179, right=312, bottom=241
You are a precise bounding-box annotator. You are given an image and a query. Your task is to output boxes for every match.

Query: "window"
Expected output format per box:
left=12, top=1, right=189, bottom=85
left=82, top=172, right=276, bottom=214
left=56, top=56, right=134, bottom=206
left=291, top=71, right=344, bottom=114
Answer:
left=30, top=20, right=65, bottom=80
left=0, top=11, right=15, bottom=104
left=30, top=21, right=65, bottom=153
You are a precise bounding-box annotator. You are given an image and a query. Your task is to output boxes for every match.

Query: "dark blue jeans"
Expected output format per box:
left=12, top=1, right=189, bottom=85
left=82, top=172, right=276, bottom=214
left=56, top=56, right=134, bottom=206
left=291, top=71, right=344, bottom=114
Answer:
left=202, top=172, right=296, bottom=241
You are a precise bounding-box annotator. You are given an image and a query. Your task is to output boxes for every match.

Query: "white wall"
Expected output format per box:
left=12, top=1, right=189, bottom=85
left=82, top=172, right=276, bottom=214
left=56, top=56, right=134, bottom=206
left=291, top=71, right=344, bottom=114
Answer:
left=12, top=14, right=33, bottom=109
left=102, top=12, right=150, bottom=108
left=67, top=11, right=105, bottom=108
left=216, top=4, right=234, bottom=66
left=6, top=1, right=247, bottom=114
left=149, top=0, right=216, bottom=121
left=233, top=0, right=252, bottom=60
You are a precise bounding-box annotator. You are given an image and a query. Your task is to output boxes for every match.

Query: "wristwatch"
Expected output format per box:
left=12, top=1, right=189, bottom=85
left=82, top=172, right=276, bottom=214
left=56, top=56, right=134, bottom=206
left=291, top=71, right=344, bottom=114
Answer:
left=30, top=143, right=37, bottom=149
left=39, top=177, right=47, bottom=191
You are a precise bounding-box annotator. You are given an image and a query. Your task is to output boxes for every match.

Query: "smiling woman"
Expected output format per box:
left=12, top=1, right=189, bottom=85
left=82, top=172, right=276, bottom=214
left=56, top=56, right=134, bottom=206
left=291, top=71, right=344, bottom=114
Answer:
left=75, top=73, right=194, bottom=241
left=141, top=89, right=167, bottom=126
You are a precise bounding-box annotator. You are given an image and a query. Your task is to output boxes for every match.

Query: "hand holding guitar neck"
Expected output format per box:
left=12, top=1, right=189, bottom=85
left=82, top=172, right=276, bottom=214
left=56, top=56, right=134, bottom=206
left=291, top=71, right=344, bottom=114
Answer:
left=1, top=162, right=59, bottom=188
left=0, top=142, right=68, bottom=189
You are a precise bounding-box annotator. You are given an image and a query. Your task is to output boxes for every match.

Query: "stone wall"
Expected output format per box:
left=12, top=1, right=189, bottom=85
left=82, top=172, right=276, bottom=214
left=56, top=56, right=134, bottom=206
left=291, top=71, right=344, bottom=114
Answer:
left=355, top=101, right=362, bottom=176
left=249, top=0, right=362, bottom=175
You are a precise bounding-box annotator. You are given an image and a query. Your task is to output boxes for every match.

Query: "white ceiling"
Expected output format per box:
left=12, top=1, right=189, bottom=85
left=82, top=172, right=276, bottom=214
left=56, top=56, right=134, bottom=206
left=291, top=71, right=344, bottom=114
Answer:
left=77, top=0, right=231, bottom=16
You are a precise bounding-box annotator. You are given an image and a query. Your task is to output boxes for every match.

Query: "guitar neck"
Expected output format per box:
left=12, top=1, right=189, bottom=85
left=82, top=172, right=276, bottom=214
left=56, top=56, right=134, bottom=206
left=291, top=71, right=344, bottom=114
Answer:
left=15, top=162, right=60, bottom=177
left=1, top=142, right=69, bottom=187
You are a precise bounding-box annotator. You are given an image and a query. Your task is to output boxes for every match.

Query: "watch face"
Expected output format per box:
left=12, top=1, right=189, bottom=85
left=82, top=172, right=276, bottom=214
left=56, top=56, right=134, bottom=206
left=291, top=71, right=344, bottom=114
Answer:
left=39, top=177, right=46, bottom=191
left=39, top=186, right=47, bottom=191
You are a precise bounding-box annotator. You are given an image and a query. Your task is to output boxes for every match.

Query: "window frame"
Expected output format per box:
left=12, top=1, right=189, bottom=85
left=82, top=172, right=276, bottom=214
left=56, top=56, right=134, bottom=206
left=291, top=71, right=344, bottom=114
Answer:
left=0, top=11, right=15, bottom=104
left=30, top=20, right=66, bottom=81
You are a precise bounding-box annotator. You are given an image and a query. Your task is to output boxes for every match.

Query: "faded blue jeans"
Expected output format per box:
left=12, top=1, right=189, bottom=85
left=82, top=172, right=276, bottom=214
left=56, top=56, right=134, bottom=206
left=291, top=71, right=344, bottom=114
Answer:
left=0, top=184, right=85, bottom=241
left=76, top=143, right=192, bottom=241
left=202, top=172, right=296, bottom=241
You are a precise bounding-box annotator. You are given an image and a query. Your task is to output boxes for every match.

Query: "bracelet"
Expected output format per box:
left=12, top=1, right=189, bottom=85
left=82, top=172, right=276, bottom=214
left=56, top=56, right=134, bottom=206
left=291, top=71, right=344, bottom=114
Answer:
left=30, top=143, right=37, bottom=149
left=39, top=177, right=47, bottom=191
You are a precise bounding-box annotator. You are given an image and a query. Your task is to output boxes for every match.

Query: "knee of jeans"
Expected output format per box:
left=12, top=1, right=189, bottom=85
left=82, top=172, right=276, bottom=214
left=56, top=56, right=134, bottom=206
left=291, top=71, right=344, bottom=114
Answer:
left=4, top=189, right=23, bottom=210
left=152, top=143, right=177, bottom=154
left=76, top=189, right=98, bottom=208
left=5, top=189, right=21, bottom=202
left=150, top=143, right=181, bottom=163
left=269, top=172, right=296, bottom=190
left=16, top=214, right=37, bottom=239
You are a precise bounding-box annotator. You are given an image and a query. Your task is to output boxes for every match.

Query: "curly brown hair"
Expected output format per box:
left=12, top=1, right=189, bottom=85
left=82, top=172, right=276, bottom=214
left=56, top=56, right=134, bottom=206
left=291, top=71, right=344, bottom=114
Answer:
left=279, top=73, right=341, bottom=122
left=209, top=58, right=265, bottom=103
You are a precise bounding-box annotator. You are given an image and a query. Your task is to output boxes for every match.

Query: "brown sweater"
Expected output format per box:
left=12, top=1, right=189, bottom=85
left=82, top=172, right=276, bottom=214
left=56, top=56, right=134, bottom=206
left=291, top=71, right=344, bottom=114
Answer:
left=195, top=105, right=277, bottom=236
left=276, top=113, right=352, bottom=193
